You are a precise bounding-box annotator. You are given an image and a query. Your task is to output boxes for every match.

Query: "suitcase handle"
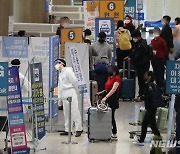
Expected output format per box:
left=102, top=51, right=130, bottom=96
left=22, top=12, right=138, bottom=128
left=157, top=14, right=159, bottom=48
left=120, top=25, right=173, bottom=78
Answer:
left=123, top=61, right=131, bottom=79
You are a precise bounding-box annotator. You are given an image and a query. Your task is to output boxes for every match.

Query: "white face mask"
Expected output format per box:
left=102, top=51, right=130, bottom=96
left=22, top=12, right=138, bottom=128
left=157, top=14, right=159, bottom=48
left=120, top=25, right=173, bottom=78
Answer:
left=124, top=20, right=130, bottom=24
left=153, top=34, right=160, bottom=38
left=55, top=64, right=60, bottom=70
left=133, top=38, right=138, bottom=42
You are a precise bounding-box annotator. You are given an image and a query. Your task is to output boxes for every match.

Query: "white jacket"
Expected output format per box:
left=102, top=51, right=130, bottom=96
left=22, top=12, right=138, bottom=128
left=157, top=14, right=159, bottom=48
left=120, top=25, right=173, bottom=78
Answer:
left=58, top=67, right=79, bottom=99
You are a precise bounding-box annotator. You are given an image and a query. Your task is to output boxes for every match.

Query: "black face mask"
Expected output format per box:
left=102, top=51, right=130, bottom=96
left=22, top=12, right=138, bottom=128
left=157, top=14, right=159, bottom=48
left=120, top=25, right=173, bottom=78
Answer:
left=98, top=39, right=105, bottom=44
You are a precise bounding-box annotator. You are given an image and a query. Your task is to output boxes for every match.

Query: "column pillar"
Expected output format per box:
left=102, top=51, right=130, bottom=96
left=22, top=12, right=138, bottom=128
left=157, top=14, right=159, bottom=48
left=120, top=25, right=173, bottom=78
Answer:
left=13, top=0, right=48, bottom=23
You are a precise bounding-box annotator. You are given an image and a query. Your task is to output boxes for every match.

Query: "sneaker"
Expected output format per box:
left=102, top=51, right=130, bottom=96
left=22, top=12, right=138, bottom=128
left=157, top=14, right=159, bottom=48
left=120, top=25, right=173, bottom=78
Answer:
left=60, top=132, right=73, bottom=136
left=111, top=134, right=117, bottom=139
left=75, top=131, right=82, bottom=137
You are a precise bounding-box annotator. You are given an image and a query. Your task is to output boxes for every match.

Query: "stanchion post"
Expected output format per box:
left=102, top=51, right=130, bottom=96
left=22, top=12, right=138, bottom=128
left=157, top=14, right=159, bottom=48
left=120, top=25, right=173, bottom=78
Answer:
left=62, top=97, right=78, bottom=144
left=49, top=88, right=53, bottom=133
left=81, top=86, right=84, bottom=127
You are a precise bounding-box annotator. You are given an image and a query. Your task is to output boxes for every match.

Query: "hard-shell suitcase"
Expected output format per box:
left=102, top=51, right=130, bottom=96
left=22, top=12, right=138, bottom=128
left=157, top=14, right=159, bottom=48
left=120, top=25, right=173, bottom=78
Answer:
left=119, top=61, right=135, bottom=100
left=87, top=107, right=112, bottom=142
left=156, top=107, right=168, bottom=131
left=90, top=80, right=98, bottom=106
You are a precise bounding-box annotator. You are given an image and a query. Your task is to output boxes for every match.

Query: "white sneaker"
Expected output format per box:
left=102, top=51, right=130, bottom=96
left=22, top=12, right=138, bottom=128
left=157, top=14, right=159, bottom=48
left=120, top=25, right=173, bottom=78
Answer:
left=111, top=134, right=117, bottom=139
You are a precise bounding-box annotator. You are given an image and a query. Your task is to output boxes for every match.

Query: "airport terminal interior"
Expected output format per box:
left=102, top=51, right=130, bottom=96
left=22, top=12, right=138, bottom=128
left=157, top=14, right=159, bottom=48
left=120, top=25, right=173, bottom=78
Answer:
left=0, top=0, right=180, bottom=154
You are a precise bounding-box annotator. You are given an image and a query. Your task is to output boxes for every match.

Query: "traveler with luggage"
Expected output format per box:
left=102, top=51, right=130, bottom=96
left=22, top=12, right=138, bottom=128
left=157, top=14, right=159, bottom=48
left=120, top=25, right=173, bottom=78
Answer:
left=124, top=30, right=150, bottom=99
left=136, top=71, right=162, bottom=143
left=115, top=20, right=132, bottom=69
left=55, top=58, right=83, bottom=137
left=98, top=65, right=121, bottom=139
left=151, top=27, right=168, bottom=89
left=160, top=15, right=174, bottom=60
left=92, top=32, right=112, bottom=91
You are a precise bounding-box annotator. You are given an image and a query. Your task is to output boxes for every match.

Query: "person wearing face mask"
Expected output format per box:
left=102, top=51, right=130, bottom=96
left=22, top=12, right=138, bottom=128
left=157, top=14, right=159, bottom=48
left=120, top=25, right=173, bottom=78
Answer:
left=151, top=27, right=168, bottom=89
left=92, top=32, right=112, bottom=91
left=124, top=30, right=150, bottom=100
left=115, top=20, right=132, bottom=69
left=124, top=15, right=135, bottom=34
left=171, top=17, right=180, bottom=60
left=160, top=15, right=174, bottom=60
left=135, top=71, right=162, bottom=143
left=98, top=65, right=121, bottom=139
left=55, top=58, right=83, bottom=137
left=56, top=16, right=70, bottom=38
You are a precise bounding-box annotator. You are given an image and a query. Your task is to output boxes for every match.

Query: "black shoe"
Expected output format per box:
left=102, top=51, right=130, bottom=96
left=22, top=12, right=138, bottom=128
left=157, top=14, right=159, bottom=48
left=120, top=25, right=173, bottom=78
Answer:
left=58, top=106, right=63, bottom=110
left=60, top=132, right=73, bottom=136
left=75, top=131, right=82, bottom=137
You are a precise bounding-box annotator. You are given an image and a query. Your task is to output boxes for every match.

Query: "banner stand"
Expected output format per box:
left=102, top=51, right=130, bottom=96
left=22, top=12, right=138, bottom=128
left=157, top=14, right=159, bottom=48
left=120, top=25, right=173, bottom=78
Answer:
left=30, top=59, right=46, bottom=152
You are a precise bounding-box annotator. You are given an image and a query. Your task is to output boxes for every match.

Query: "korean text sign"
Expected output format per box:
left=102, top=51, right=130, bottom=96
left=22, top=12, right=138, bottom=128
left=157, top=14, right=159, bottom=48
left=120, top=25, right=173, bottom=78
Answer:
left=30, top=63, right=46, bottom=140
left=0, top=62, right=8, bottom=96
left=2, top=37, right=28, bottom=58
left=124, top=0, right=136, bottom=19
left=7, top=67, right=28, bottom=154
left=166, top=61, right=180, bottom=94
left=61, top=28, right=83, bottom=58
left=99, top=0, right=124, bottom=23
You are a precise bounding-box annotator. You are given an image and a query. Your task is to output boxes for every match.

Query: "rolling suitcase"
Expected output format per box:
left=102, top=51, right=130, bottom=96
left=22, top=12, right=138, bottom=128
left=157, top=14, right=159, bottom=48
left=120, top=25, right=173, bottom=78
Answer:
left=119, top=61, right=135, bottom=100
left=90, top=80, right=98, bottom=106
left=156, top=107, right=168, bottom=131
left=87, top=107, right=112, bottom=142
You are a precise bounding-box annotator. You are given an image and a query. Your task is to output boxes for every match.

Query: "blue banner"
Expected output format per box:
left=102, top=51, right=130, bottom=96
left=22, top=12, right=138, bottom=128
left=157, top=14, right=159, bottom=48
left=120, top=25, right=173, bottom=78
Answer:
left=30, top=63, right=46, bottom=140
left=136, top=13, right=144, bottom=20
left=124, top=0, right=136, bottom=19
left=95, top=18, right=115, bottom=65
left=0, top=62, right=8, bottom=96
left=7, top=67, right=28, bottom=153
left=49, top=36, right=60, bottom=118
left=2, top=37, right=28, bottom=58
left=166, top=61, right=180, bottom=94
left=145, top=20, right=175, bottom=28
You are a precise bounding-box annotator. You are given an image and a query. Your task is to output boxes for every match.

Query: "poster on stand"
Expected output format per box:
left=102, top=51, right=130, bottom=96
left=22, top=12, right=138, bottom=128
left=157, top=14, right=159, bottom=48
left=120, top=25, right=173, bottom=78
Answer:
left=0, top=62, right=8, bottom=96
left=30, top=63, right=46, bottom=140
left=49, top=36, right=60, bottom=118
left=7, top=67, right=28, bottom=154
left=124, top=0, right=136, bottom=19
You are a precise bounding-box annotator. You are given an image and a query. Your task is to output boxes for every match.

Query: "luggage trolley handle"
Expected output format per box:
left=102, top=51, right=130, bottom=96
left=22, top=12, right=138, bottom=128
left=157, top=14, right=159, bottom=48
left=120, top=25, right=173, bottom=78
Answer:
left=123, top=60, right=131, bottom=79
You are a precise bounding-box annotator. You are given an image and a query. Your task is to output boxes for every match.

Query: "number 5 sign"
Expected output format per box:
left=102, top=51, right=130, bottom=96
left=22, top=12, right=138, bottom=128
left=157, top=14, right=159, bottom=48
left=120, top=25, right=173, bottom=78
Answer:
left=99, top=1, right=124, bottom=23
left=61, top=28, right=83, bottom=58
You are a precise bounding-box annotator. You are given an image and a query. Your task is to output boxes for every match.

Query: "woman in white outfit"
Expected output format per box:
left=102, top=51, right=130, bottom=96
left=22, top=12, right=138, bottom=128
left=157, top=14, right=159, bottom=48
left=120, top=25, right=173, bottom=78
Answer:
left=55, top=58, right=82, bottom=137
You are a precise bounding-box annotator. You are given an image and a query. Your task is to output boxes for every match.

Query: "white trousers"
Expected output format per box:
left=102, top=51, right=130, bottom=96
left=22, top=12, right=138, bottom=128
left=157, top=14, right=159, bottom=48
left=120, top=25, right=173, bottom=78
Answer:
left=62, top=88, right=82, bottom=132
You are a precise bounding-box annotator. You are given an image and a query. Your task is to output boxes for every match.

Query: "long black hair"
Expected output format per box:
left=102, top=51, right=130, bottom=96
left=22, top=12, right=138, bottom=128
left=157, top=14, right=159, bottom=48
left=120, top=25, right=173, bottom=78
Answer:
left=145, top=71, right=155, bottom=82
left=107, top=65, right=119, bottom=76
left=116, top=20, right=124, bottom=30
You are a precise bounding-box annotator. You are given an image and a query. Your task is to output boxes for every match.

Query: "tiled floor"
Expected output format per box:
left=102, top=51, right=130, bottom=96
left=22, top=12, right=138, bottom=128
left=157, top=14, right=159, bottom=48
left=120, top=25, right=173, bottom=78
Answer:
left=0, top=101, right=162, bottom=154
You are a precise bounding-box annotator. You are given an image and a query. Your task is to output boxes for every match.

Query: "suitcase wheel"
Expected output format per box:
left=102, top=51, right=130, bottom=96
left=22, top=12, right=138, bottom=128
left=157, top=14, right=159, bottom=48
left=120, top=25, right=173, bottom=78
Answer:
left=89, top=139, right=94, bottom=143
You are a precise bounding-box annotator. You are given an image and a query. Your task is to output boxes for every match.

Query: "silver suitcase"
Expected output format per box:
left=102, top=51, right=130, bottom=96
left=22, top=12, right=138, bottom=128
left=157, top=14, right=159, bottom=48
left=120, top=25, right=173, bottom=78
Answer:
left=87, top=107, right=112, bottom=142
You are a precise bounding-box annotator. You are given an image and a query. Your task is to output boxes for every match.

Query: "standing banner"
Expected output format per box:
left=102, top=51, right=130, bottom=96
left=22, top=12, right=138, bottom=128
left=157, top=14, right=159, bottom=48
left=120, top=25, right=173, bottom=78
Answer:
left=61, top=28, right=83, bottom=58
left=49, top=36, right=60, bottom=118
left=95, top=18, right=115, bottom=65
left=69, top=46, right=91, bottom=111
left=30, top=63, right=46, bottom=140
left=7, top=67, right=28, bottom=154
left=0, top=62, right=8, bottom=96
left=99, top=0, right=124, bottom=23
left=166, top=61, right=180, bottom=142
left=124, top=0, right=136, bottom=19
left=84, top=1, right=99, bottom=42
